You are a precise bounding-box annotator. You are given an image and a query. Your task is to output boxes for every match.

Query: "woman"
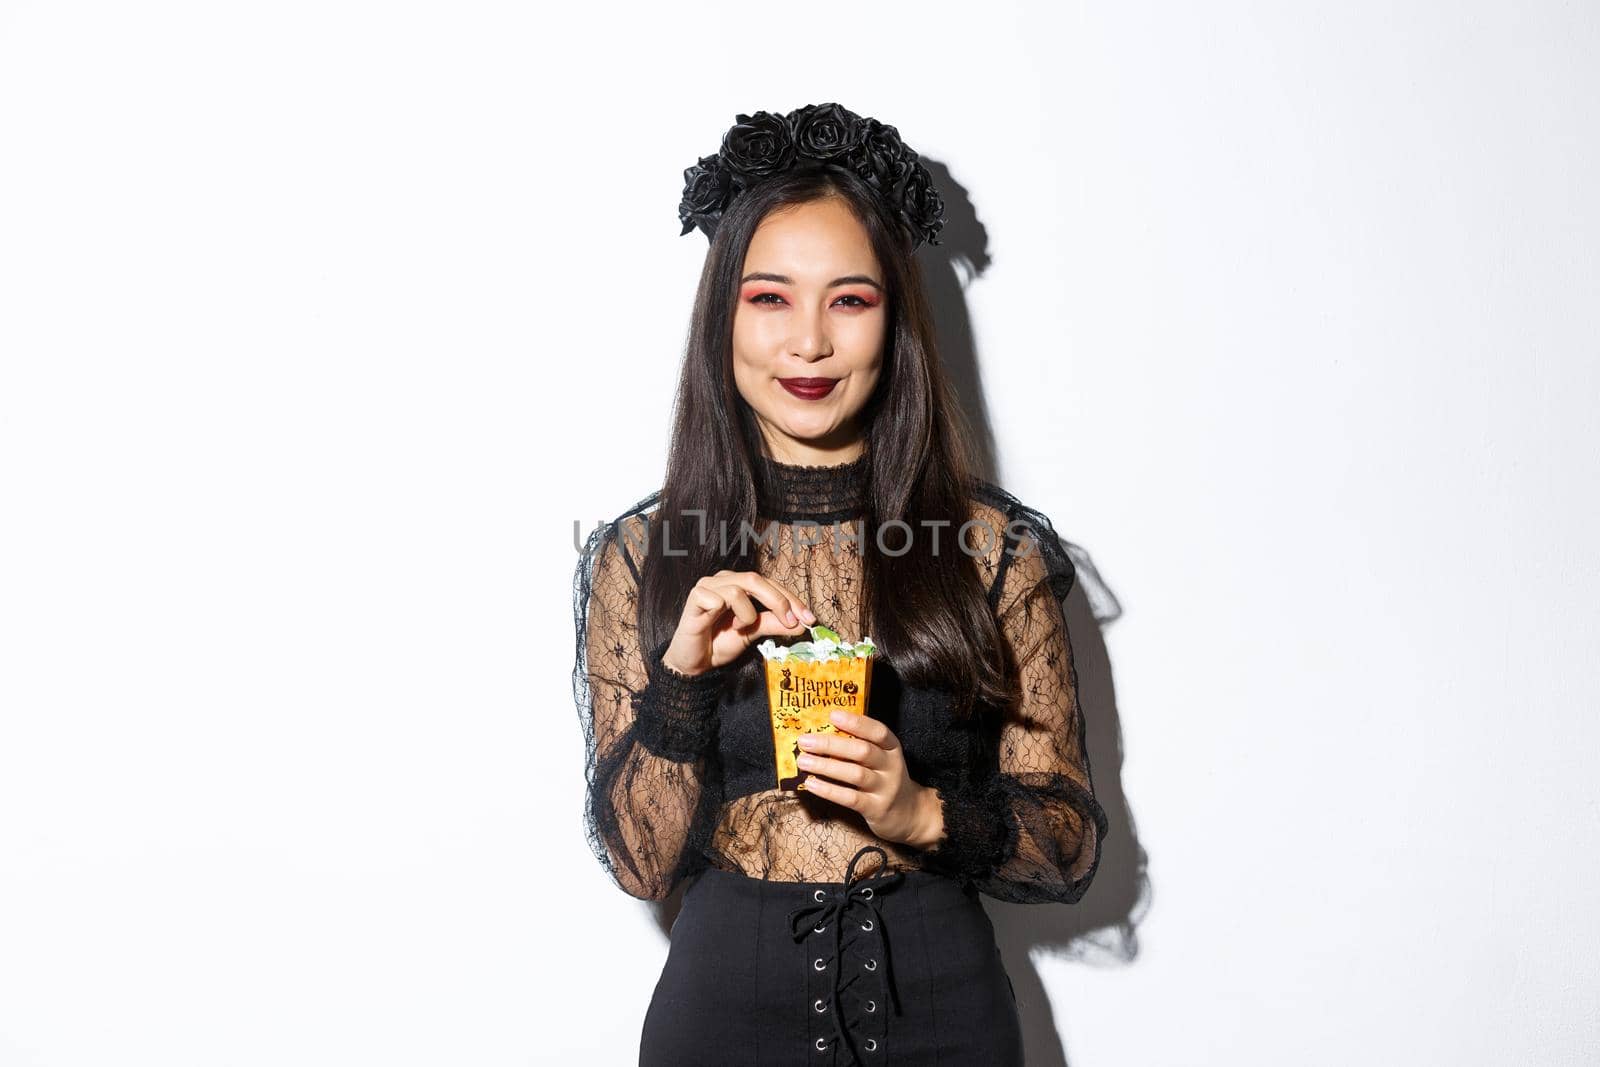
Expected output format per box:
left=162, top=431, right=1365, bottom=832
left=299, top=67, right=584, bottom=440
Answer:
left=572, top=102, right=1109, bottom=1067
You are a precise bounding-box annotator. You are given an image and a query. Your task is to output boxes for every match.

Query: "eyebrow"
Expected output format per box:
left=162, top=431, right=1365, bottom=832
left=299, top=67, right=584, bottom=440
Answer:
left=740, top=271, right=884, bottom=291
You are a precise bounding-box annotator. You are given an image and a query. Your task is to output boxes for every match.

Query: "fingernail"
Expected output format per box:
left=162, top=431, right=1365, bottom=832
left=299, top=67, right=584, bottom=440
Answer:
left=797, top=755, right=817, bottom=769
left=786, top=610, right=796, bottom=624
left=803, top=608, right=817, bottom=623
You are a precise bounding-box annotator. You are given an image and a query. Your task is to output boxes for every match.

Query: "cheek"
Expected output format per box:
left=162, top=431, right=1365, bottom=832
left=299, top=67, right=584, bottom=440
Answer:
left=842, top=312, right=887, bottom=356
left=848, top=364, right=883, bottom=399
left=728, top=335, right=771, bottom=408
left=843, top=327, right=886, bottom=382
left=732, top=301, right=781, bottom=343
left=729, top=355, right=757, bottom=403
left=730, top=336, right=766, bottom=388
left=729, top=311, right=757, bottom=365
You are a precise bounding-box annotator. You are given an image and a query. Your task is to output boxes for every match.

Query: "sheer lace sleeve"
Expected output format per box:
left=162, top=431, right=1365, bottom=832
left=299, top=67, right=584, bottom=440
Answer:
left=914, top=501, right=1110, bottom=905
left=573, top=511, right=734, bottom=900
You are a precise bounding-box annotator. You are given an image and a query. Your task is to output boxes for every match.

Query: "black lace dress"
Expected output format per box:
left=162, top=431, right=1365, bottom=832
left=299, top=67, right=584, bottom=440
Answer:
left=572, top=450, right=1109, bottom=1067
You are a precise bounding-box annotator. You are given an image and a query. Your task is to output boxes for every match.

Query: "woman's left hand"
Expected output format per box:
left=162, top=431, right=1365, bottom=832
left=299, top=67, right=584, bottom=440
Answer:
left=796, top=710, right=943, bottom=849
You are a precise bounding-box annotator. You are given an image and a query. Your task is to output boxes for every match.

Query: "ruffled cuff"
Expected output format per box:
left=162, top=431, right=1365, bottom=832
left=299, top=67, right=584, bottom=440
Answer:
left=914, top=775, right=1017, bottom=884
left=630, top=638, right=733, bottom=761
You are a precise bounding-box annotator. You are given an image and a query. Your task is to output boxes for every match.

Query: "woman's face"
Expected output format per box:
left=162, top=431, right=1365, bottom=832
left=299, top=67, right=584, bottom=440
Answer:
left=731, top=196, right=887, bottom=465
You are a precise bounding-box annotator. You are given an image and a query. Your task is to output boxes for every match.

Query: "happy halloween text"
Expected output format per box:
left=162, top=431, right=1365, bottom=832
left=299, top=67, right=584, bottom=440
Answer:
left=773, top=676, right=862, bottom=710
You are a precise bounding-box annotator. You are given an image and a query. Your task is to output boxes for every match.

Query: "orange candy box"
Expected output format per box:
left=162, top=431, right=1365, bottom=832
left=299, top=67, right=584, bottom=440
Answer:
left=759, top=628, right=877, bottom=792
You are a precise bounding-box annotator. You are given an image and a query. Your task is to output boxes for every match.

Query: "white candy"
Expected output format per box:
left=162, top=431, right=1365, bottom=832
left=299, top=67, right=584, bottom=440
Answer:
left=756, top=625, right=876, bottom=663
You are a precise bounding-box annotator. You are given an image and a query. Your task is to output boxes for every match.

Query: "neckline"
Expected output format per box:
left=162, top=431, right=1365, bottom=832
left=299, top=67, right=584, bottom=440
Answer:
left=754, top=447, right=871, bottom=523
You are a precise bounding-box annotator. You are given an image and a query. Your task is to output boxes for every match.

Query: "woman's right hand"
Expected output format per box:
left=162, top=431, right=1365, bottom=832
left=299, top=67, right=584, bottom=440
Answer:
left=661, top=570, right=817, bottom=677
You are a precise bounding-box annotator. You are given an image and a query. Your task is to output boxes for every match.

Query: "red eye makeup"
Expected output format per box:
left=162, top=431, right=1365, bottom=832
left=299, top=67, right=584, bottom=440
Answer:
left=740, top=288, right=880, bottom=309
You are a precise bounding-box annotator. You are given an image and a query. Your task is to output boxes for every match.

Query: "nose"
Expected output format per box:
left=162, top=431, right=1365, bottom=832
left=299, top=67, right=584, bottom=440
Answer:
left=789, top=303, right=832, bottom=362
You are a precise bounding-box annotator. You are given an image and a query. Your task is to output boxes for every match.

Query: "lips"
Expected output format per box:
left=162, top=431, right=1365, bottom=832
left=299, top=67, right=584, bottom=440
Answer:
left=779, top=377, right=838, bottom=400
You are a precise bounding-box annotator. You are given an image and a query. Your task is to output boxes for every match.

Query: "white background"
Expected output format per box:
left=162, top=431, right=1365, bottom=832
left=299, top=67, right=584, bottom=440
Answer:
left=2, top=1, right=1596, bottom=1064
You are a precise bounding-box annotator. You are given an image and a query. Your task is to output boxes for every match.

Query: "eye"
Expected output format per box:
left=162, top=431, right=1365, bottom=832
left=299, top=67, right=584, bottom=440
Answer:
left=744, top=291, right=878, bottom=308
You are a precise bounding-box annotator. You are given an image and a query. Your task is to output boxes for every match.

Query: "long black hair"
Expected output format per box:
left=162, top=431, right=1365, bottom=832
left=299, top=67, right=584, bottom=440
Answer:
left=637, top=163, right=1016, bottom=720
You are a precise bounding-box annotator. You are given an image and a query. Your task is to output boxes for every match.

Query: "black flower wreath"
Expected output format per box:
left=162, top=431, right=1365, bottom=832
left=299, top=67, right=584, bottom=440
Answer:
left=677, top=102, right=946, bottom=249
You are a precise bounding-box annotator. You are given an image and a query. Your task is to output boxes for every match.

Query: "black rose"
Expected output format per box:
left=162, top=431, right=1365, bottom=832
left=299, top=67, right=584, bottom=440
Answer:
left=790, top=102, right=860, bottom=162
left=720, top=110, right=795, bottom=181
left=846, top=117, right=911, bottom=194
left=678, top=153, right=731, bottom=236
left=895, top=161, right=946, bottom=247
left=677, top=104, right=946, bottom=249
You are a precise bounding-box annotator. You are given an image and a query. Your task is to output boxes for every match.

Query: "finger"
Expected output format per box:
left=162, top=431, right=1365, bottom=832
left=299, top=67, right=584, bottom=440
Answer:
left=679, top=585, right=731, bottom=637
left=754, top=610, right=807, bottom=640
left=712, top=572, right=813, bottom=630
left=830, top=710, right=893, bottom=749
left=702, top=576, right=768, bottom=629
left=683, top=583, right=760, bottom=635
left=801, top=731, right=877, bottom=766
left=799, top=774, right=859, bottom=809
left=716, top=585, right=760, bottom=629
left=796, top=753, right=870, bottom=788
left=755, top=575, right=818, bottom=626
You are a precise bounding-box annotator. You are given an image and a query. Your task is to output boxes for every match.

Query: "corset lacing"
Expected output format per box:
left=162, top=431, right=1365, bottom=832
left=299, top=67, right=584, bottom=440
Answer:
left=785, top=844, right=904, bottom=1062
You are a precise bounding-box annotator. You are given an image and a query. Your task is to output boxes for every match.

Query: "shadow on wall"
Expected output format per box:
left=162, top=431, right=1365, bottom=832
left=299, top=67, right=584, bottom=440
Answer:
left=654, top=156, right=1148, bottom=1067
left=921, top=156, right=1148, bottom=1067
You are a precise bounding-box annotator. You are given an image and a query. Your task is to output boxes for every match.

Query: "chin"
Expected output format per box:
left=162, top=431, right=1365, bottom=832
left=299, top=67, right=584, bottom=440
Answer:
left=771, top=412, right=842, bottom=439
left=774, top=421, right=832, bottom=442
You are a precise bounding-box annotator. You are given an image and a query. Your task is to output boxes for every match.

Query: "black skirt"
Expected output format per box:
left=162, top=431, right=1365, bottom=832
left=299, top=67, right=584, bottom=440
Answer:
left=640, top=844, right=1024, bottom=1066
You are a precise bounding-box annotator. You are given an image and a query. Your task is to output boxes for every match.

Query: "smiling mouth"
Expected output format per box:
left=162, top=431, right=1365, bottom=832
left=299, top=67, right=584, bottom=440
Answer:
left=779, top=378, right=838, bottom=400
